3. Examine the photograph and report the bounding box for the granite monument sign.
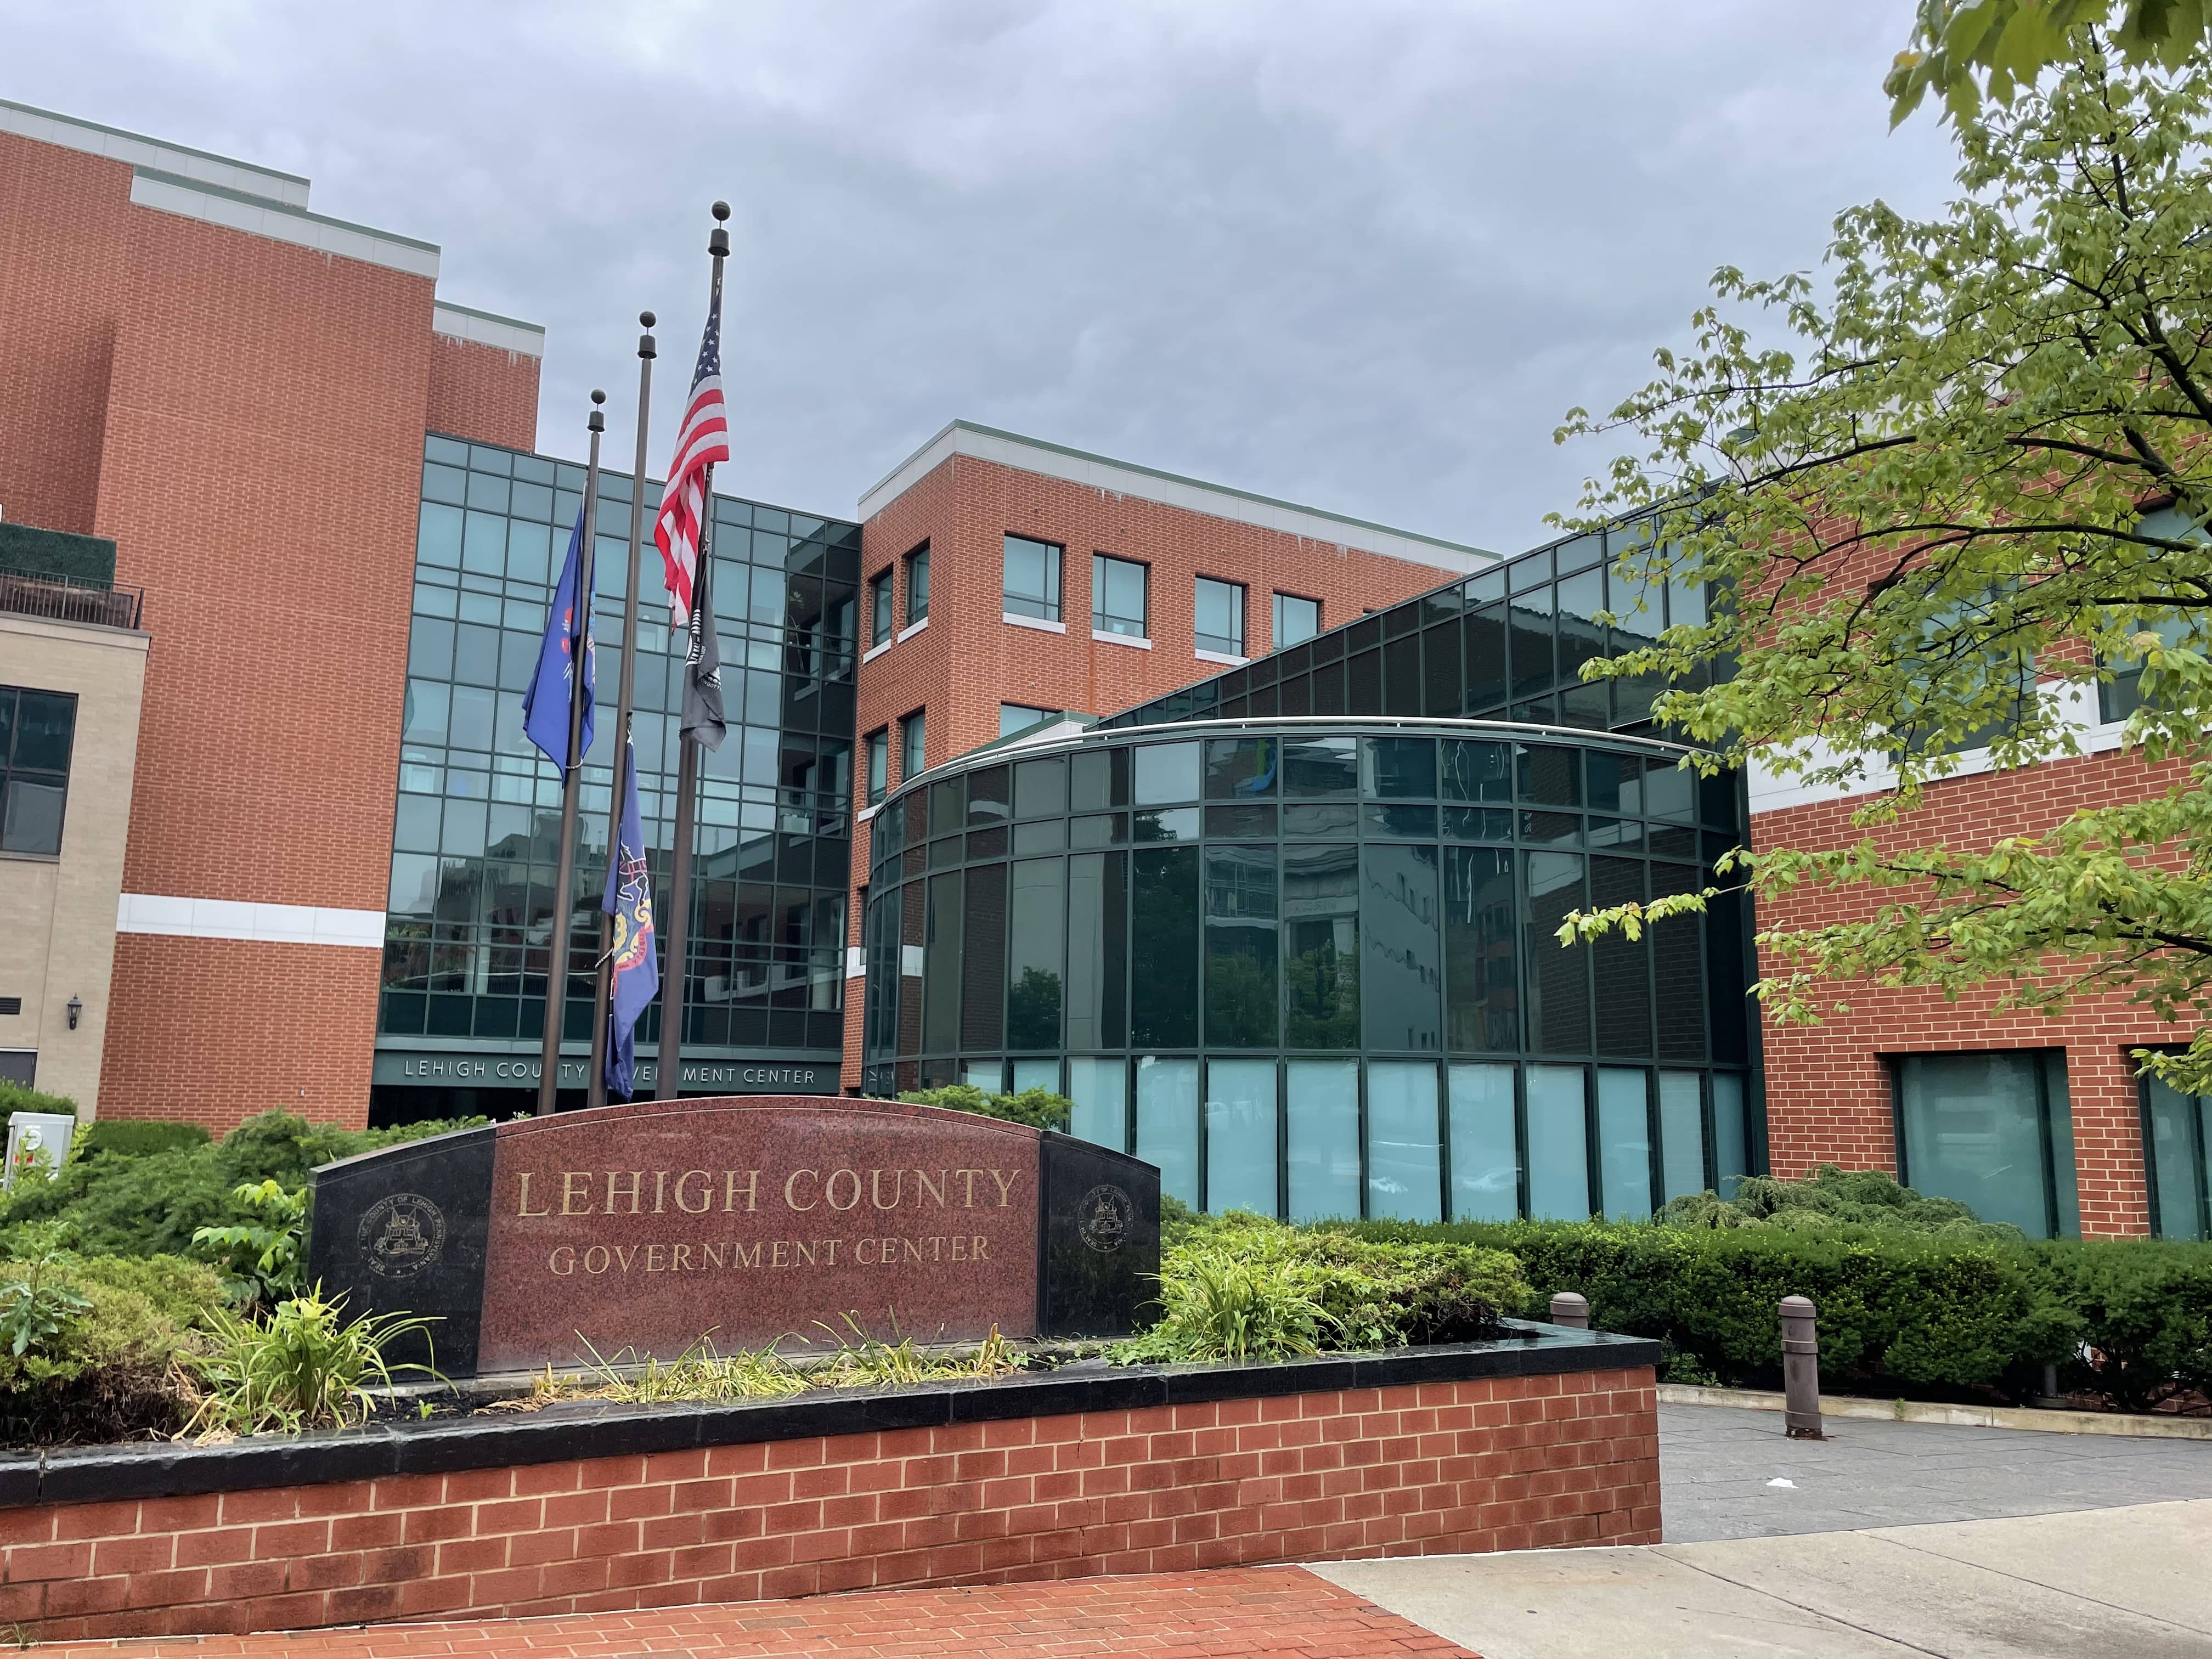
[307,1097,1161,1375]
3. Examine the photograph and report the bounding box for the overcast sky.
[8,1,1955,554]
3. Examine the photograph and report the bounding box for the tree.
[1555,33,2212,1092]
[1890,1,2212,126]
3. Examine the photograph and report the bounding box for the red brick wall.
[1751,744,2188,1235]
[0,1367,1658,1642]
[96,934,382,1130]
[841,454,1464,1085]
[0,120,548,1132]
[426,334,539,450]
[0,134,123,536]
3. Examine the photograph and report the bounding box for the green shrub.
[1658,1165,2023,1240]
[0,1080,78,1119]
[187,1288,439,1438]
[1339,1216,2212,1403]
[191,1181,308,1308]
[2021,1240,2212,1410]
[1121,1211,1530,1364]
[77,1120,211,1161]
[0,1245,217,1446]
[894,1084,1073,1133]
[0,1110,485,1260]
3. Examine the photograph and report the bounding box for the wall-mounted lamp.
[66,996,82,1031]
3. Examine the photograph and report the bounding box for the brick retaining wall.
[0,1363,1656,1641]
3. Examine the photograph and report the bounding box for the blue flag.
[601,740,658,1098]
[523,510,595,769]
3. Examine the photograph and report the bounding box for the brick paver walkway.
[28,1566,1474,1656]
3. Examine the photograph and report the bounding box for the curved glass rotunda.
[861,715,1758,1223]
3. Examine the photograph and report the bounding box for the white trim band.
[896,617,928,643]
[1095,629,1153,650]
[1003,613,1066,634]
[128,169,440,279]
[860,421,1494,574]
[432,302,546,359]
[116,894,385,948]
[1195,647,1248,667]
[0,97,310,206]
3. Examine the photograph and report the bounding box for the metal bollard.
[1780,1295,1824,1439]
[1549,1291,1590,1330]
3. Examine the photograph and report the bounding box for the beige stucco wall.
[0,611,148,1116]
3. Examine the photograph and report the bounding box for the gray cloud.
[6,0,1954,551]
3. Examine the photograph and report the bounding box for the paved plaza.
[30,1406,2212,1656]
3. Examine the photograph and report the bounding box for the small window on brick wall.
[0,686,77,857]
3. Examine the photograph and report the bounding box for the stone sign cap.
[308,1096,1161,1378]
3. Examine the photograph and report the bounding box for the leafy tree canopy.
[1890,0,2212,126]
[1555,34,2212,1092]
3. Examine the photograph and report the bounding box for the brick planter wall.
[0,1356,1656,1642]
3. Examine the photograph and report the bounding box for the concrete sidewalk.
[1318,1499,2212,1657]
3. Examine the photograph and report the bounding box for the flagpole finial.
[588,387,606,433]
[709,200,730,259]
[712,201,730,221]
[637,312,656,362]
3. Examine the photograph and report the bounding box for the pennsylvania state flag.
[523,510,595,769]
[601,740,658,1098]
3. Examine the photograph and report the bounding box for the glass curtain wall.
[381,435,857,1074]
[1098,520,1709,743]
[863,722,1754,1220]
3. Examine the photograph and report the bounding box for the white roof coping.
[860,420,1495,574]
[432,302,547,359]
[0,96,311,207]
[127,168,440,280]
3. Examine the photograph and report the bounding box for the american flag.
[652,296,730,629]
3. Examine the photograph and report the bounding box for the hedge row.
[1342,1218,2212,1409]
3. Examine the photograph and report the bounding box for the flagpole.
[654,204,730,1102]
[535,390,607,1116]
[589,311,656,1108]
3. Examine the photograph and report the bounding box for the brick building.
[3,97,2203,1239]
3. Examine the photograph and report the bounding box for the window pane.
[1202,845,1277,1048]
[1133,741,1200,804]
[1442,740,1510,803]
[2144,1077,2209,1240]
[1596,1068,1652,1219]
[964,1060,1005,1093]
[923,872,962,1054]
[1361,843,1441,1052]
[1711,1073,1751,1199]
[1003,534,1062,621]
[1001,703,1052,738]
[12,693,75,771]
[1591,857,1652,1057]
[1195,577,1245,655]
[1094,554,1148,636]
[1286,1058,1362,1221]
[961,862,1007,1052]
[1897,1052,2065,1237]
[1522,851,1590,1054]
[1274,592,1320,647]
[1066,851,1127,1050]
[1444,847,1517,1051]
[1,778,64,855]
[1283,736,1357,799]
[1526,1064,1590,1219]
[1137,1054,1200,1207]
[1204,737,1277,799]
[1069,1056,1128,1152]
[1207,1058,1278,1215]
[1658,1071,1707,1201]
[1368,1060,1441,1222]
[1449,1063,1519,1221]
[1132,846,1200,1046]
[1284,843,1359,1048]
[1007,858,1065,1049]
[906,546,929,623]
[1362,737,1436,799]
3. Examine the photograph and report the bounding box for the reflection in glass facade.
[375,434,857,1109]
[1098,522,1700,738]
[862,721,1756,1219]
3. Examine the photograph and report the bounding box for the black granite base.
[1036,1132,1161,1339]
[306,1125,494,1374]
